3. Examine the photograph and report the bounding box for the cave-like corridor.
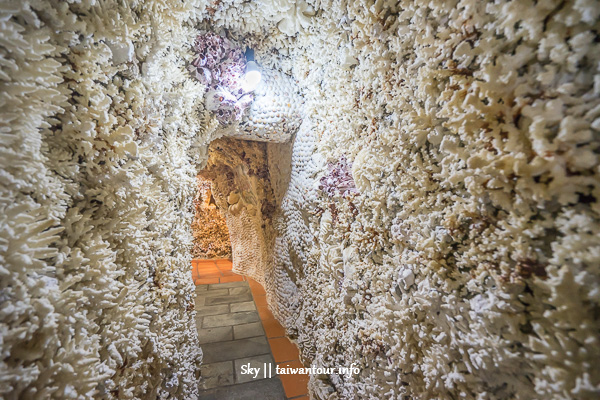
[2,1,600,399]
[190,139,306,398]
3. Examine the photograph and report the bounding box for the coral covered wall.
[2,0,600,399]
[214,0,600,399]
[191,177,231,259]
[0,1,210,398]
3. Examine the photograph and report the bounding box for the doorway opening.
[190,137,308,398]
[191,136,292,285]
[192,176,232,260]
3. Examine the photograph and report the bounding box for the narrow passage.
[194,259,309,399]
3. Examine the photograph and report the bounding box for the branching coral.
[230,1,600,399]
[3,0,600,400]
[0,1,204,398]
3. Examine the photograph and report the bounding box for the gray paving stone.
[201,289,230,297]
[234,354,276,383]
[198,326,233,344]
[204,293,253,306]
[196,304,230,317]
[208,281,248,290]
[196,289,230,307]
[198,377,285,400]
[195,277,286,399]
[203,311,260,328]
[230,301,256,313]
[201,336,270,363]
[229,286,251,295]
[233,322,264,340]
[200,361,234,390]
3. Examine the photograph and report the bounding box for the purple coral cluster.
[319,156,358,198]
[190,32,251,124]
[191,32,246,93]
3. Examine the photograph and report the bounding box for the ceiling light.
[243,61,262,92]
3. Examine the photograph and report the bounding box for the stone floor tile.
[201,288,230,297]
[198,326,233,344]
[204,292,253,306]
[233,321,264,340]
[203,311,259,328]
[208,281,248,290]
[198,377,285,400]
[229,286,251,296]
[204,310,259,328]
[201,336,270,363]
[196,304,230,317]
[230,301,256,313]
[199,361,234,390]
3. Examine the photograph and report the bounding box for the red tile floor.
[193,259,309,399]
[191,259,245,285]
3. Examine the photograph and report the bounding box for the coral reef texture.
[191,177,231,259]
[0,1,206,398]
[1,0,600,399]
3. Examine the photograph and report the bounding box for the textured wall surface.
[236,68,304,143]
[213,0,600,399]
[191,177,231,259]
[0,1,212,398]
[2,0,600,399]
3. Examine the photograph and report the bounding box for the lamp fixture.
[243,61,262,92]
[242,48,262,92]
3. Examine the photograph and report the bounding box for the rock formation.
[191,177,231,259]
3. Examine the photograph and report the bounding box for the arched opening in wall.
[191,136,293,286]
[186,32,302,287]
[187,32,307,397]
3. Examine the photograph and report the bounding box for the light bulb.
[242,61,261,92]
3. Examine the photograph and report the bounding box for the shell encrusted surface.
[236,68,303,143]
